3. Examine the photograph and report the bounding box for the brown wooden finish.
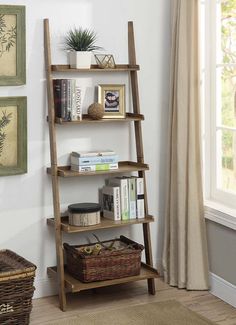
[52,113,144,124]
[47,215,155,233]
[51,64,140,72]
[45,19,156,311]
[128,21,155,294]
[44,18,67,311]
[47,263,159,293]
[47,161,149,177]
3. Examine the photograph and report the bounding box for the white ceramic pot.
[69,51,93,69]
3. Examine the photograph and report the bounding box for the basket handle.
[120,235,144,251]
[63,243,83,258]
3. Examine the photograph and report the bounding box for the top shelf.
[50,64,140,73]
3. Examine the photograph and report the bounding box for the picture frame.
[98,84,125,119]
[0,97,27,176]
[0,5,26,86]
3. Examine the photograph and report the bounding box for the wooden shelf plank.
[47,161,149,177]
[47,215,155,233]
[47,263,158,293]
[51,64,140,72]
[53,113,144,125]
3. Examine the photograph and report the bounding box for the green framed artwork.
[0,97,27,176]
[0,5,26,86]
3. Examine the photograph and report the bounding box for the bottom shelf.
[47,263,158,293]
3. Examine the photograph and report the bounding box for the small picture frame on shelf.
[0,5,26,86]
[0,97,27,176]
[98,84,125,119]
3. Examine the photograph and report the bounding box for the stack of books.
[101,176,145,221]
[70,150,119,172]
[53,78,82,121]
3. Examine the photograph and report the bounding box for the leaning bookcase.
[44,18,158,311]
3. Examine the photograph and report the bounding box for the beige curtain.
[162,0,209,290]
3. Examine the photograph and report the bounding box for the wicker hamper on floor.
[0,250,36,325]
[64,235,144,283]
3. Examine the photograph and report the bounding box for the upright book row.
[101,176,145,221]
[53,79,82,121]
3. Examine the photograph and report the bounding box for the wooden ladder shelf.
[44,18,158,311]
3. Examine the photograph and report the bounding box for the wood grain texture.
[47,263,159,293]
[52,113,144,124]
[44,19,156,311]
[46,161,149,177]
[47,215,155,233]
[30,278,236,325]
[128,21,155,294]
[44,18,66,311]
[51,64,140,72]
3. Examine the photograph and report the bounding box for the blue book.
[71,154,119,166]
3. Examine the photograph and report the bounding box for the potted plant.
[65,27,102,69]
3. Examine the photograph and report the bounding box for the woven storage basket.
[0,250,36,325]
[64,235,144,283]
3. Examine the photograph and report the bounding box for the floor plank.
[30,278,236,324]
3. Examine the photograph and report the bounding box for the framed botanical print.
[98,84,125,119]
[0,5,26,86]
[0,97,27,176]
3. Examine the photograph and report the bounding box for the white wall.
[0,0,171,298]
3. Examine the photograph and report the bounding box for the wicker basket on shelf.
[64,235,144,283]
[0,249,36,325]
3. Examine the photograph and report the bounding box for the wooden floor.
[30,278,236,325]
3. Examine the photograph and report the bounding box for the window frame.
[203,0,236,209]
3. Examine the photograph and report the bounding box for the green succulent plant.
[65,27,102,52]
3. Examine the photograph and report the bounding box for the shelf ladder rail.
[44,18,156,311]
[128,21,155,295]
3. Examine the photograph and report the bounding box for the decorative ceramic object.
[69,51,93,69]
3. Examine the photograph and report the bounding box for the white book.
[71,150,116,158]
[70,79,76,121]
[69,79,82,121]
[108,177,129,220]
[76,82,82,120]
[70,154,118,166]
[102,185,121,221]
[136,177,145,219]
[123,177,136,219]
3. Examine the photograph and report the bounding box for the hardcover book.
[61,79,67,120]
[108,177,129,220]
[71,150,116,158]
[53,78,82,121]
[75,83,82,120]
[132,176,145,218]
[102,185,121,221]
[71,154,119,166]
[53,79,62,118]
[126,177,137,219]
[71,163,118,172]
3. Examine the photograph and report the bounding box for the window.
[202,0,236,208]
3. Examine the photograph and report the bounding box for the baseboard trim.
[33,277,57,299]
[209,272,236,308]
